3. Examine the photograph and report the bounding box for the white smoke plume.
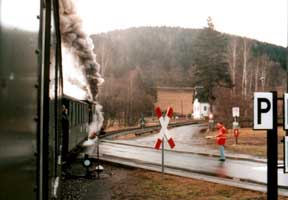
[59,0,104,101]
[88,104,104,138]
[83,104,104,147]
[59,0,105,145]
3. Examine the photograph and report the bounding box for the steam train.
[0,0,97,199]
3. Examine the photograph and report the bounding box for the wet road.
[92,124,288,192]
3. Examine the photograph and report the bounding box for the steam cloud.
[89,104,104,136]
[83,104,104,146]
[59,0,105,144]
[59,0,104,101]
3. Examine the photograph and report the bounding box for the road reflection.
[215,161,227,178]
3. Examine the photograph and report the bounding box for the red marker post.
[234,128,240,144]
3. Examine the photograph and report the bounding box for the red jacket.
[216,124,226,145]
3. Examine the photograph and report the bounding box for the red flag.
[168,138,175,149]
[154,138,162,150]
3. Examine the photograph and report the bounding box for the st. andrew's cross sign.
[154,106,175,150]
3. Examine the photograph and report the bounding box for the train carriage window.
[79,103,81,124]
[84,105,86,123]
[81,104,84,123]
[75,103,77,125]
[69,102,73,126]
[77,103,81,124]
[80,103,82,124]
[84,104,86,122]
[86,105,89,123]
[86,105,88,122]
[77,103,79,125]
[83,104,85,123]
[80,104,82,123]
[70,102,72,126]
[77,103,79,126]
[75,103,77,126]
[73,102,76,126]
[78,103,80,125]
[82,105,85,123]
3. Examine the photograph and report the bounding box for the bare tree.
[240,38,255,100]
[260,57,267,91]
[254,59,259,91]
[228,37,237,95]
[241,38,248,99]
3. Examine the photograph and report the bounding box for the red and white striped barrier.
[154,106,175,150]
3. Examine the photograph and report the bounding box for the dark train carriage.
[62,95,91,153]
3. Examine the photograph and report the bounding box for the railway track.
[100,120,203,139]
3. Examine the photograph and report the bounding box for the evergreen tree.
[192,17,232,109]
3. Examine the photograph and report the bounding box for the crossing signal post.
[154,106,175,174]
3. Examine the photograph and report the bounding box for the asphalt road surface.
[89,124,288,194]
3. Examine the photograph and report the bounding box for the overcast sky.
[75,0,287,47]
[1,0,286,47]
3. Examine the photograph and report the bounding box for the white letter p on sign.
[254,92,273,130]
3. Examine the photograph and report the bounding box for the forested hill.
[91,26,286,87]
[92,26,286,123]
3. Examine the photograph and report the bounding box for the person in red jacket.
[216,122,226,161]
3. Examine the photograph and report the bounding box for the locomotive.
[0,0,102,199]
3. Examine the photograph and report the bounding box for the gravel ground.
[61,177,91,200]
[60,159,126,200]
[60,159,94,200]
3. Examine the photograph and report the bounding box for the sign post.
[254,92,278,200]
[283,94,288,173]
[284,136,288,173]
[232,107,240,144]
[284,94,288,130]
[154,106,175,174]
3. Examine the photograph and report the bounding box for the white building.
[192,98,210,119]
